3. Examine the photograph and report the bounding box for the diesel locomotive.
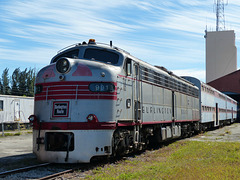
[29,39,237,163]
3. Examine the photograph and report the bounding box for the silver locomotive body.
[32,39,236,163]
[32,40,122,163]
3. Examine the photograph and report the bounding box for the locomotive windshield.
[84,48,119,64]
[52,49,79,63]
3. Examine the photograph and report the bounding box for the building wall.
[0,95,34,123]
[208,70,240,94]
[205,30,237,83]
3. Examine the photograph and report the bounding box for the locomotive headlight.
[100,72,105,77]
[87,114,99,123]
[28,115,38,123]
[89,82,115,92]
[56,58,71,74]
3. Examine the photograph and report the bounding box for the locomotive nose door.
[133,62,142,148]
[133,63,142,122]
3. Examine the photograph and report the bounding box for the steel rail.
[38,169,74,180]
[0,163,51,177]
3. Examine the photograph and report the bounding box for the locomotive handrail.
[57,41,131,55]
[46,87,49,102]
[57,43,81,54]
[37,83,115,102]
[75,85,79,100]
[95,42,131,55]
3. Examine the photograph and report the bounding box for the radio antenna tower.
[214,0,228,31]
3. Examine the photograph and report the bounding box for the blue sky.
[1,0,240,82]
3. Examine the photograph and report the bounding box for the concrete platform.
[0,133,38,172]
[0,133,33,158]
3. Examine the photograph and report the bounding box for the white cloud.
[1,0,143,50]
[228,0,240,6]
[0,47,55,65]
[0,38,11,43]
[0,0,239,78]
[178,0,206,6]
[172,69,206,82]
[152,8,214,35]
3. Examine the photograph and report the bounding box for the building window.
[0,100,3,111]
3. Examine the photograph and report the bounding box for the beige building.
[205,30,237,83]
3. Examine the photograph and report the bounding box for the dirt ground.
[190,122,240,142]
[0,123,240,173]
[1,123,240,159]
[0,133,33,158]
[0,133,37,172]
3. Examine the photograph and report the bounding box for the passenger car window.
[84,48,119,64]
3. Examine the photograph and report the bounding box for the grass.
[4,132,21,136]
[85,141,240,179]
[0,130,32,137]
[225,130,232,134]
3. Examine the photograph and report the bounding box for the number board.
[52,101,69,117]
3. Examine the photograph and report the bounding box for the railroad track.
[0,163,76,179]
[39,168,74,180]
[0,163,50,177]
[0,155,125,179]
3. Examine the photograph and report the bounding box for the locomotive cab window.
[0,100,3,111]
[125,58,132,76]
[52,49,79,63]
[84,48,119,64]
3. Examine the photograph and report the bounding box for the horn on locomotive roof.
[110,40,112,47]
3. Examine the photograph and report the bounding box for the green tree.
[0,79,3,94]
[2,68,10,95]
[11,68,20,96]
[1,67,36,97]
[18,68,28,96]
[26,68,36,96]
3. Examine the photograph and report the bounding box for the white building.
[205,30,237,83]
[0,95,34,123]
